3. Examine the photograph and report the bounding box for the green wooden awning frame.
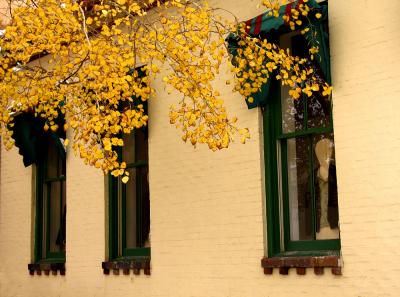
[11,112,66,167]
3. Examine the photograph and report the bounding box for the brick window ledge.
[28,263,65,276]
[102,259,150,275]
[261,255,341,275]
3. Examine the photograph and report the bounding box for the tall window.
[34,137,66,263]
[108,126,150,260]
[263,28,340,258]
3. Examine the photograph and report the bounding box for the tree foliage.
[0,0,331,180]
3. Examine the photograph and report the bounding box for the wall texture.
[1,0,400,296]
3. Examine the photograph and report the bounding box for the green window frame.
[264,28,340,258]
[108,124,150,261]
[34,137,66,263]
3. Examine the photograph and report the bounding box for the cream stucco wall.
[1,0,400,296]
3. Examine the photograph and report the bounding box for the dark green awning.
[11,112,66,167]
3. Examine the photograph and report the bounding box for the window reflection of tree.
[308,94,331,128]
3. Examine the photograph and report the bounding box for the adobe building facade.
[0,0,400,296]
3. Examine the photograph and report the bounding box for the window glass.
[135,128,148,162]
[122,133,135,165]
[46,141,63,178]
[281,91,305,134]
[125,167,137,248]
[287,137,312,241]
[137,166,150,247]
[313,133,339,240]
[307,95,331,129]
[49,181,62,252]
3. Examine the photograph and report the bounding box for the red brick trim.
[102,259,150,275]
[261,256,341,275]
[28,263,65,276]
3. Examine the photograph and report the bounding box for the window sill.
[28,262,65,276]
[261,255,341,275]
[102,258,150,275]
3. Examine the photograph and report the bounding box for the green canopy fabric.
[227,0,330,109]
[11,112,66,167]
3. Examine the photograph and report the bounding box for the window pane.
[42,184,48,257]
[286,137,313,241]
[135,128,148,162]
[313,133,340,240]
[280,32,305,134]
[281,90,304,134]
[124,166,150,249]
[138,166,150,247]
[122,129,148,164]
[125,167,137,248]
[117,179,123,256]
[291,34,308,58]
[49,181,66,252]
[307,95,331,129]
[40,142,66,259]
[60,180,66,249]
[46,142,63,178]
[122,133,135,164]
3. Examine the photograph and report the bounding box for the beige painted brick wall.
[1,0,400,296]
[329,0,400,295]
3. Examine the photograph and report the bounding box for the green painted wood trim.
[34,151,66,263]
[108,131,150,261]
[263,52,341,257]
[286,239,341,251]
[44,176,66,183]
[273,249,340,258]
[46,251,65,259]
[126,160,148,168]
[36,258,66,264]
[263,80,282,258]
[123,247,150,257]
[277,126,332,139]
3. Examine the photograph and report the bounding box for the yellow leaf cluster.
[231,26,327,104]
[0,0,330,178]
[231,0,332,106]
